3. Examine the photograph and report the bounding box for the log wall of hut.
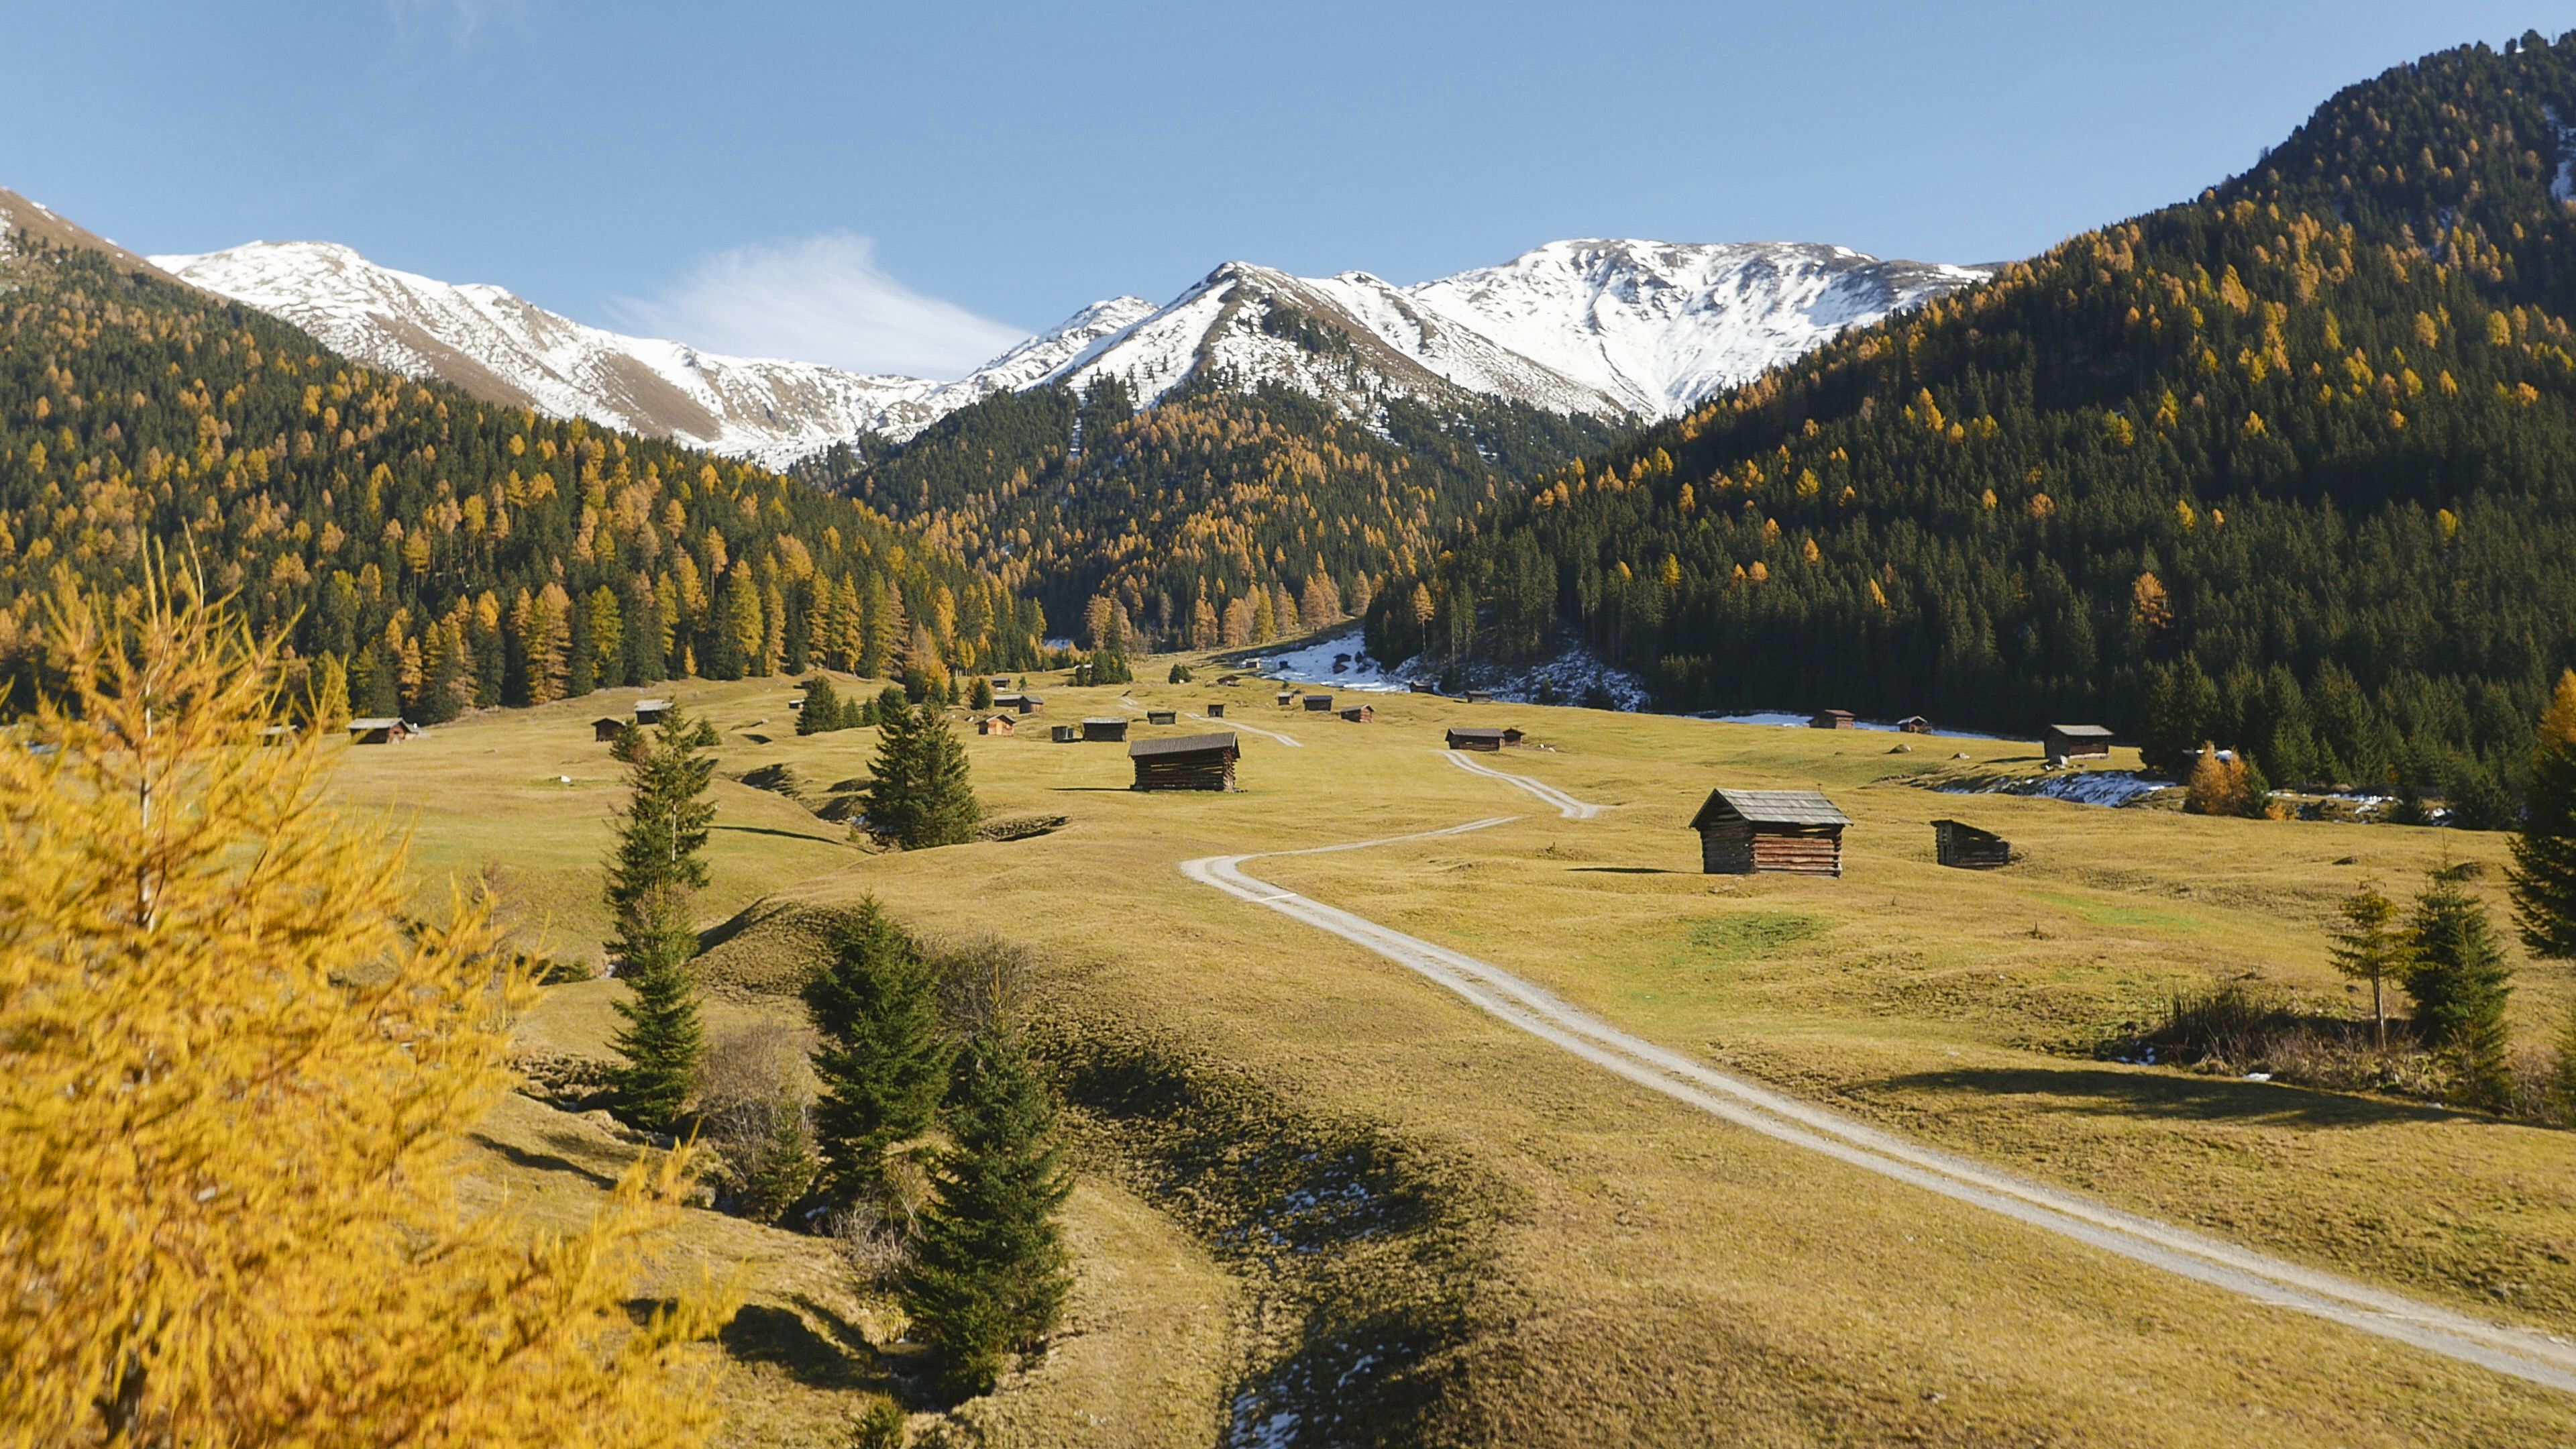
[1933,820,2012,869]
[1131,750,1238,792]
[1697,820,1843,877]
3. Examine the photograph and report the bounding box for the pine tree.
[900,1030,1073,1402]
[806,900,953,1203]
[2328,879,2402,1049]
[2510,669,2576,959]
[737,1091,820,1224]
[970,675,995,710]
[2406,873,2516,1109]
[606,707,720,933]
[609,886,706,1132]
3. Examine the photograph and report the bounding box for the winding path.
[1189,711,1301,747]
[1178,768,2576,1395]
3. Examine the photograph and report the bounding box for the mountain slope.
[0,229,1040,724]
[1372,32,2576,814]
[160,237,1989,464]
[150,241,955,466]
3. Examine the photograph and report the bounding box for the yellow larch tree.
[0,568,727,1448]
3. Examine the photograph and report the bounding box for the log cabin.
[1340,704,1373,722]
[1206,702,1227,718]
[1688,788,1850,877]
[1446,727,1505,752]
[977,714,1016,737]
[1129,732,1240,792]
[1051,724,1080,743]
[2043,724,2114,763]
[348,717,409,746]
[1811,709,1856,729]
[633,698,672,726]
[1146,709,1179,725]
[1303,694,1335,712]
[1081,717,1130,743]
[1896,716,1932,734]
[1933,819,2012,869]
[592,716,629,743]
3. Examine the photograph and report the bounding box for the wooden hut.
[1081,717,1130,743]
[1464,690,1496,704]
[1501,727,1526,746]
[1216,674,1243,686]
[348,717,407,746]
[1896,716,1932,735]
[1933,819,2012,869]
[633,698,672,726]
[1146,708,1178,725]
[1340,704,1373,722]
[258,724,297,748]
[1129,732,1240,792]
[1446,726,1505,752]
[1811,709,1856,730]
[1303,694,1335,712]
[976,714,1016,737]
[995,692,1044,714]
[1688,789,1849,877]
[1051,724,1079,743]
[1408,682,1438,694]
[592,716,629,743]
[2043,724,2114,763]
[1275,690,1297,706]
[1206,702,1227,718]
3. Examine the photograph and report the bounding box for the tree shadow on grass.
[467,1132,622,1190]
[1567,866,1683,875]
[710,822,845,845]
[1869,1065,2471,1131]
[716,1301,879,1391]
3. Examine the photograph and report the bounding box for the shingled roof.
[1128,732,1238,758]
[1688,788,1851,830]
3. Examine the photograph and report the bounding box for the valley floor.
[334,665,2576,1445]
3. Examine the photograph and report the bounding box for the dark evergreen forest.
[798,352,1617,649]
[1368,32,2576,820]
[0,243,1042,719]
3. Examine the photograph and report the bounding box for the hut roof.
[1448,726,1506,741]
[1931,818,2005,840]
[1081,716,1127,727]
[1129,732,1238,759]
[591,716,626,728]
[1688,788,1850,830]
[348,716,404,731]
[2047,723,2114,738]
[634,698,672,710]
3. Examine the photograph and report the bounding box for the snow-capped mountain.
[150,241,953,466]
[152,233,1992,463]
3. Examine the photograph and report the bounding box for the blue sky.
[6,1,2565,376]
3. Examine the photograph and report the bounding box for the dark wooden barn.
[1464,690,1496,703]
[348,717,409,746]
[1933,819,2012,869]
[1409,682,1438,694]
[1275,690,1297,706]
[1811,709,1856,729]
[1082,717,1130,743]
[1051,724,1079,743]
[259,724,297,747]
[2043,724,2114,763]
[1688,788,1850,877]
[1206,702,1227,718]
[1447,726,1505,752]
[1501,727,1526,746]
[1896,716,1932,734]
[633,698,672,727]
[1130,732,1240,792]
[1146,708,1178,725]
[1303,694,1335,712]
[977,714,1016,737]
[996,692,1044,714]
[1340,704,1373,722]
[592,716,629,743]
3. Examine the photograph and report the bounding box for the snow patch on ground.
[1250,628,1649,710]
[1701,710,2010,740]
[1940,769,2175,808]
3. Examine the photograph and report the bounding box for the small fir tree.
[2510,669,2576,959]
[2406,873,2516,1109]
[610,887,705,1132]
[605,706,719,930]
[861,705,981,849]
[2328,879,2403,1049]
[807,900,955,1203]
[736,1091,820,1224]
[1167,663,1193,684]
[969,676,995,710]
[901,1031,1073,1402]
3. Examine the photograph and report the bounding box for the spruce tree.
[608,887,704,1133]
[737,1091,820,1224]
[900,1030,1073,1401]
[799,676,845,735]
[2328,879,2402,1050]
[806,900,953,1203]
[2510,669,2576,959]
[969,676,995,710]
[2406,873,2516,1109]
[604,707,718,930]
[906,709,982,848]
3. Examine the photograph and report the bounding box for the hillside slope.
[0,234,1040,721]
[1374,32,2576,812]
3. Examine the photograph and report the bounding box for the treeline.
[1371,31,2576,812]
[0,241,1046,721]
[799,357,1617,651]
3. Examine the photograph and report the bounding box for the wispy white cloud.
[386,0,535,44]
[611,233,1028,380]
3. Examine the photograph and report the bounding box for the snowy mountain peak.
[152,229,1993,464]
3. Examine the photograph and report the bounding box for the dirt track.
[1178,756,2576,1395]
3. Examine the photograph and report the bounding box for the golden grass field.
[331,661,2576,1445]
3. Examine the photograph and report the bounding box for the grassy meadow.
[330,662,2576,1445]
